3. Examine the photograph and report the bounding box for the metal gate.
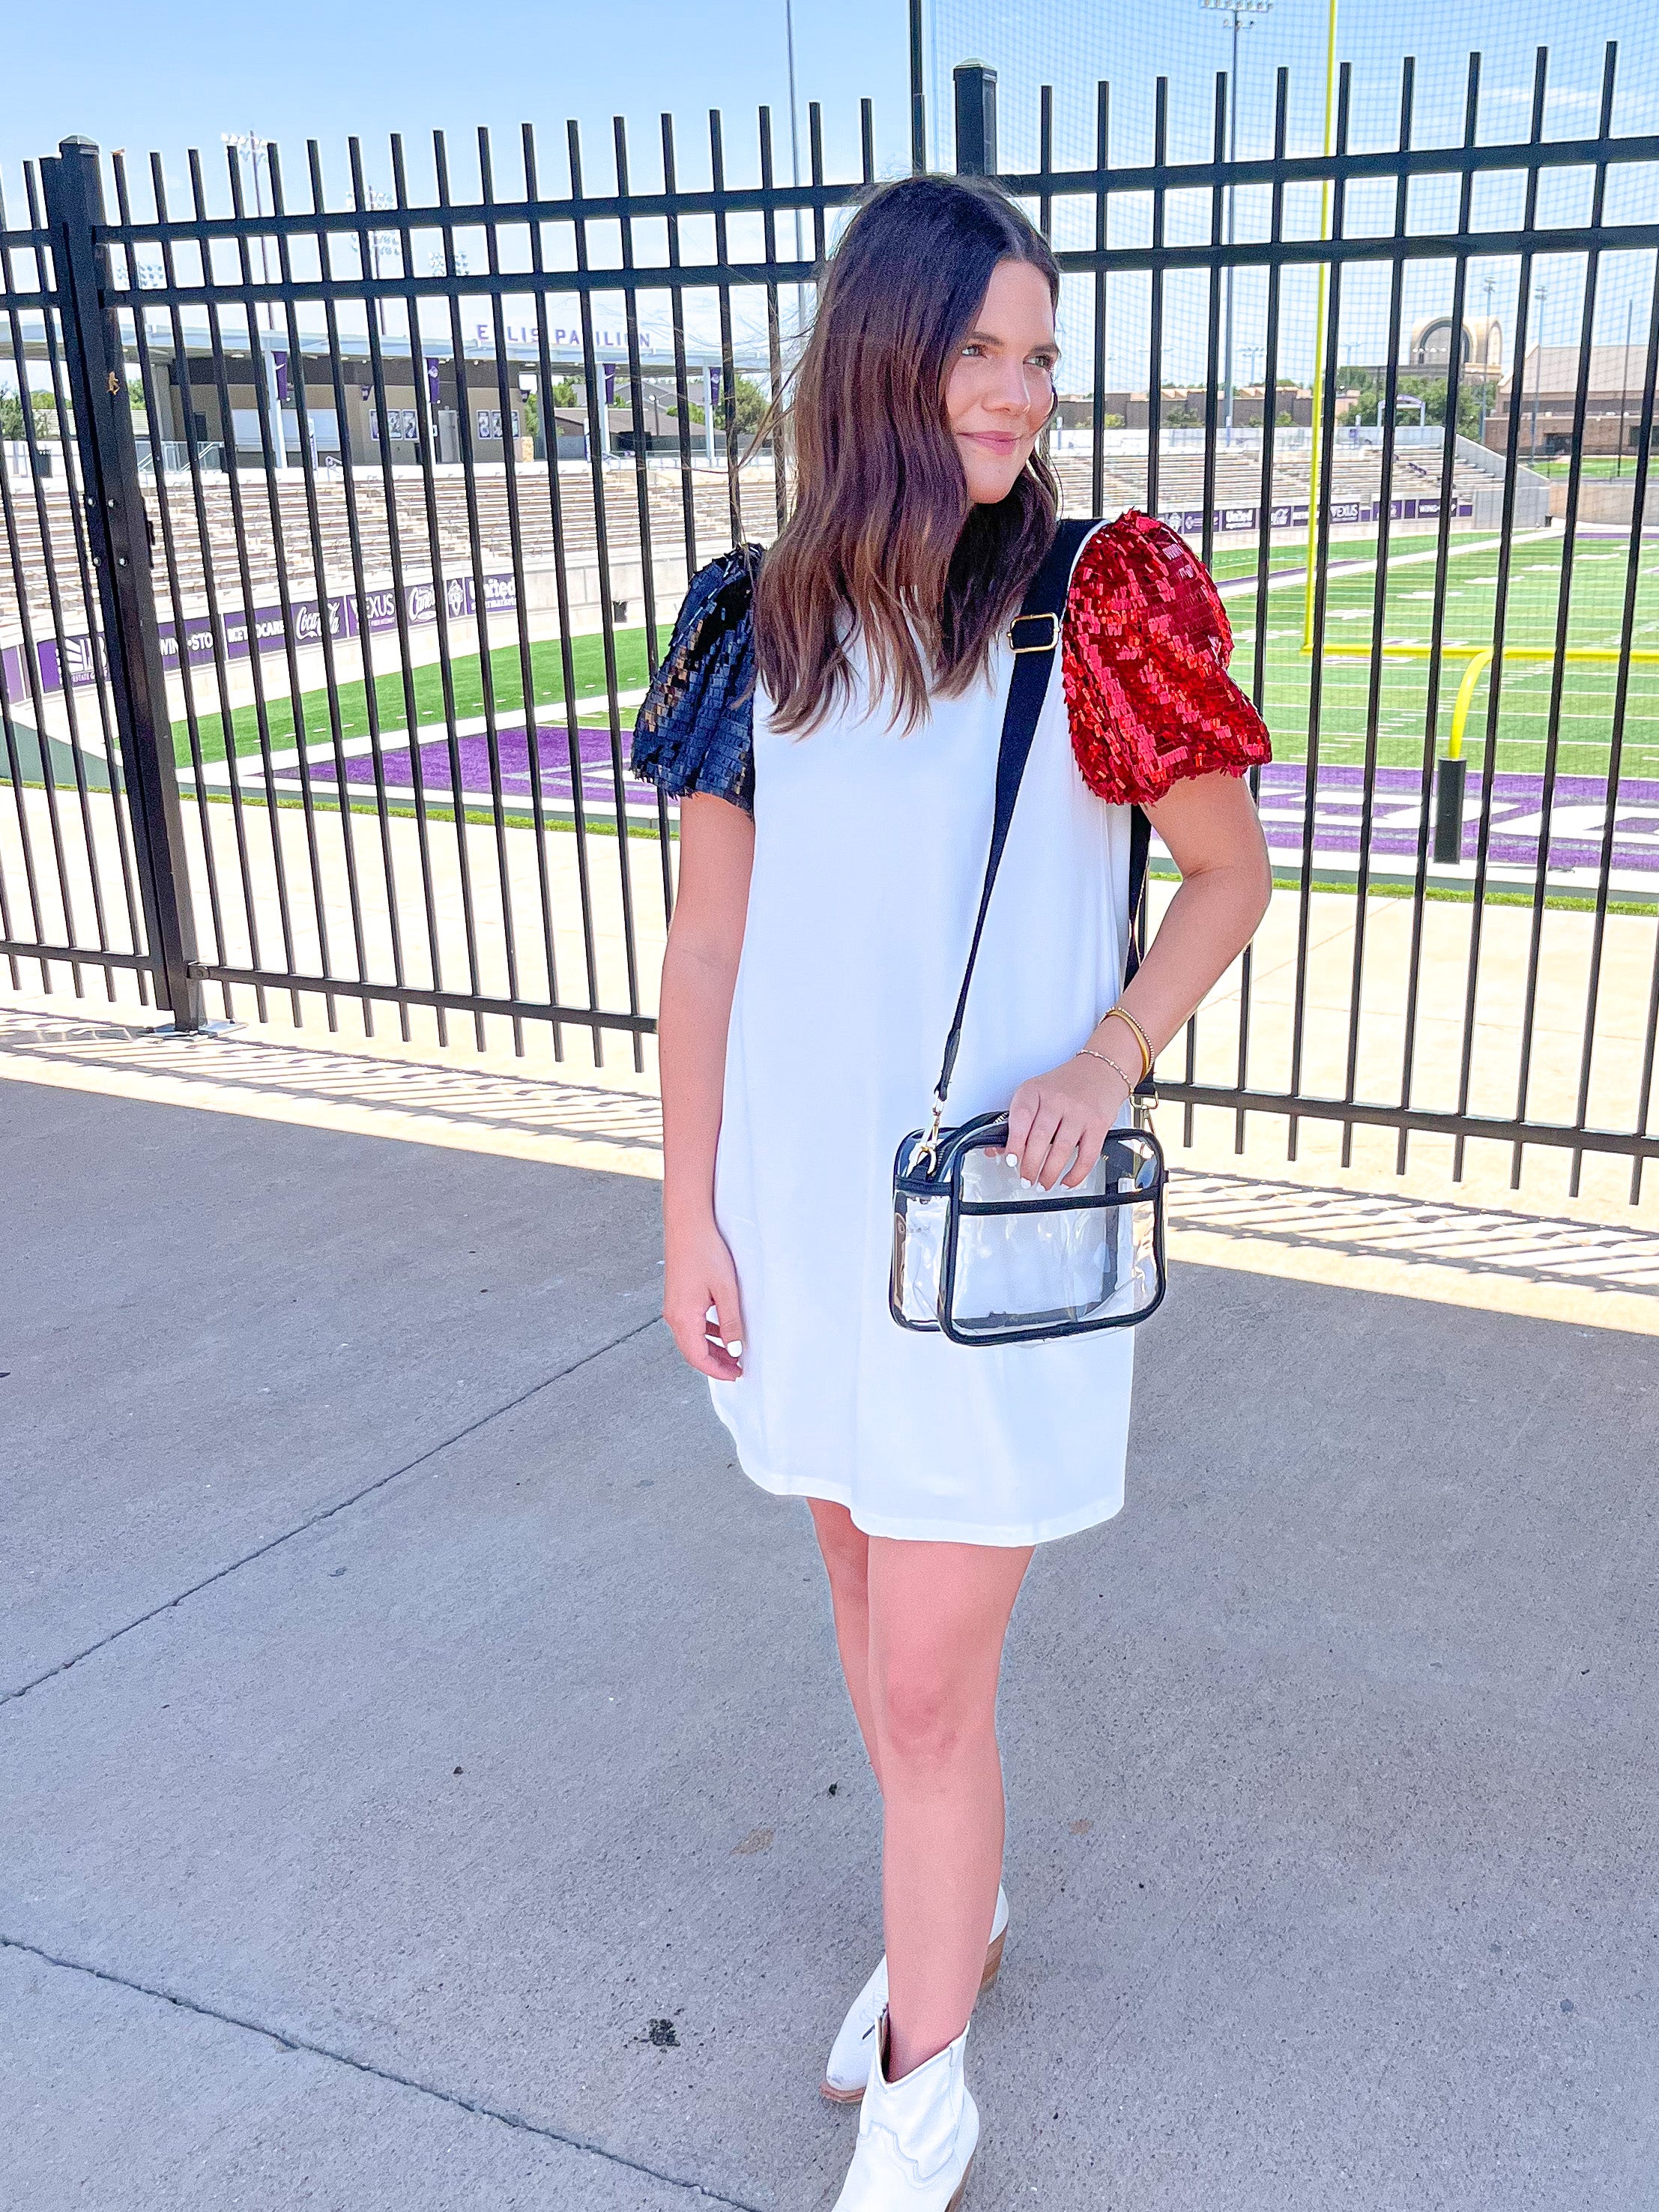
[2,46,1658,1191]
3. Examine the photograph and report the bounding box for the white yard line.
[1215,528,1556,601]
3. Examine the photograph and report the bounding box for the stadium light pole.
[1478,273,1495,447]
[785,0,806,343]
[1302,0,1339,653]
[1617,296,1633,478]
[1529,284,1548,465]
[1200,0,1272,447]
[225,131,284,468]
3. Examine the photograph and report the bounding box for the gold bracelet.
[1078,1045,1134,1090]
[1101,1004,1154,1084]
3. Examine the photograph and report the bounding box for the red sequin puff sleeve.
[1062,509,1272,806]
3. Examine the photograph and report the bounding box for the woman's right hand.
[663,1213,746,1380]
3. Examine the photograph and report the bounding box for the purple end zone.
[1254,763,1659,872]
[279,722,659,812]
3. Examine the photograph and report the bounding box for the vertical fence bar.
[1337,57,1415,1167]
[268,142,378,1034]
[1146,80,1167,522]
[1232,64,1290,1155]
[0,188,94,997]
[478,124,566,1045]
[42,136,202,1026]
[113,153,233,1018]
[524,121,604,1059]
[0,181,53,987]
[1452,49,1552,1181]
[390,130,490,1048]
[1090,82,1110,523]
[186,147,304,1021]
[347,133,452,1046]
[1285,65,1352,1159]
[145,152,270,1022]
[1572,242,1659,1197]
[22,162,148,1000]
[1393,53,1481,1173]
[432,127,526,1054]
[226,141,341,1030]
[1510,42,1619,1186]
[569,115,645,1069]
[305,136,414,1040]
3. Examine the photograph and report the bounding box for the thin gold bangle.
[1078,1046,1134,1090]
[1102,1005,1154,1084]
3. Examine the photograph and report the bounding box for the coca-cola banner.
[0,570,519,702]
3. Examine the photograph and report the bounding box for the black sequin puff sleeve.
[629,545,761,815]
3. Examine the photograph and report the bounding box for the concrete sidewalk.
[3,1071,1656,2211]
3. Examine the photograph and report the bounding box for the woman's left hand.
[1002,1053,1130,1191]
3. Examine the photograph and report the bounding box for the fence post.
[41,135,202,1030]
[953,62,998,176]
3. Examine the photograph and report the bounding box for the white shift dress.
[632,509,1271,1548]
[710,626,1136,1547]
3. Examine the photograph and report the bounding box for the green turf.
[175,622,668,768]
[1206,532,1448,583]
[1233,531,1659,778]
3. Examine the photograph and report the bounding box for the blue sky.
[0,0,912,208]
[4,3,1653,388]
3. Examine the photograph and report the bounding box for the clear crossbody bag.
[889,519,1168,1347]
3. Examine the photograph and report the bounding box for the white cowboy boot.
[822,1888,1008,2104]
[832,2012,978,2211]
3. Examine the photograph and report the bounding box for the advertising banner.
[1,571,520,702]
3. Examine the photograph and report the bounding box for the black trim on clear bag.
[889,1115,1168,1343]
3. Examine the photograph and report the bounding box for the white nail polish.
[727,1339,743,1356]
[1006,1152,1019,1168]
[1021,1177,1033,1189]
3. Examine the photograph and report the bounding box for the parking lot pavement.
[3,1072,1656,2211]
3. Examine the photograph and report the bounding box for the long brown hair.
[754,173,1060,735]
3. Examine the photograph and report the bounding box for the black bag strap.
[1125,803,1152,991]
[922,518,1095,1149]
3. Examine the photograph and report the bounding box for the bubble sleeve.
[629,545,759,815]
[1062,509,1272,807]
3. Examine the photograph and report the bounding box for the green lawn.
[175,622,668,768]
[1528,456,1643,480]
[1233,531,1659,778]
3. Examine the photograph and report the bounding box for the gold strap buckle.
[1007,611,1060,655]
[914,1093,946,1176]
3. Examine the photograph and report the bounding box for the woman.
[632,174,1272,2208]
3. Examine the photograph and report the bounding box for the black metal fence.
[3,43,1658,1194]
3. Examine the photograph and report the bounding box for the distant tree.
[1164,401,1200,427]
[1338,368,1481,438]
[0,385,58,440]
[676,373,768,437]
[1102,411,1125,429]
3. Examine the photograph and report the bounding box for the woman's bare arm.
[657,794,756,1377]
[1006,771,1272,1188]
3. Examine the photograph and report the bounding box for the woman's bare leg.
[808,1499,884,1790]
[865,1535,1033,2081]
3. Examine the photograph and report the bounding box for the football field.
[1229,528,1659,781]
